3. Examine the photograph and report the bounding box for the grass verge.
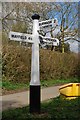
[41,78,79,87]
[2,78,79,90]
[2,96,80,120]
[2,81,29,90]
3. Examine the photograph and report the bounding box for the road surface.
[1,86,60,111]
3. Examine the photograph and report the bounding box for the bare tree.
[47,2,79,53]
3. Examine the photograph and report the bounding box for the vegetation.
[2,78,78,92]
[2,80,29,91]
[2,43,79,84]
[2,96,80,120]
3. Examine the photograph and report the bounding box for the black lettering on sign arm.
[11,34,15,38]
[17,35,20,38]
[25,36,27,39]
[15,35,17,38]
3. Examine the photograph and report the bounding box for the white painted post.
[30,14,40,113]
[9,14,60,114]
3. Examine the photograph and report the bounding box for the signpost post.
[9,14,59,114]
[30,14,40,113]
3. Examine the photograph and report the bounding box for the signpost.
[9,14,59,114]
[30,14,40,113]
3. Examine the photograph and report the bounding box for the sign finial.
[32,14,40,20]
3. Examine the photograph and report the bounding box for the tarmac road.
[1,86,60,111]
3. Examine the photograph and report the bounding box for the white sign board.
[9,31,33,44]
[39,18,59,38]
[39,35,59,46]
[39,19,52,28]
[39,18,58,28]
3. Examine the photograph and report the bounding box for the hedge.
[2,44,79,83]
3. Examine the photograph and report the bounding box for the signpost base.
[30,85,41,114]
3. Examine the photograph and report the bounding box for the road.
[1,86,60,111]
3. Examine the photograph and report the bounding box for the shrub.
[2,43,79,83]
[2,44,31,83]
[40,50,79,80]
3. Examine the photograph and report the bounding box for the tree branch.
[64,37,80,42]
[2,4,19,21]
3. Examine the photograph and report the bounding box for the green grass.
[2,78,79,91]
[41,78,79,87]
[2,81,29,90]
[2,96,80,120]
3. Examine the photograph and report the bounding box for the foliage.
[2,44,31,83]
[2,97,80,120]
[40,49,79,80]
[2,78,79,92]
[2,80,29,91]
[2,42,79,83]
[12,22,28,33]
[41,78,79,87]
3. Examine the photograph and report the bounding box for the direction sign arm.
[9,31,34,44]
[39,34,59,46]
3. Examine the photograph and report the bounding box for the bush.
[2,43,79,83]
[40,50,79,80]
[2,44,31,83]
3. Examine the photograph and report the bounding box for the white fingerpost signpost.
[9,14,59,114]
[30,14,40,113]
[9,14,41,114]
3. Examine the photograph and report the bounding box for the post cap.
[32,14,40,20]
